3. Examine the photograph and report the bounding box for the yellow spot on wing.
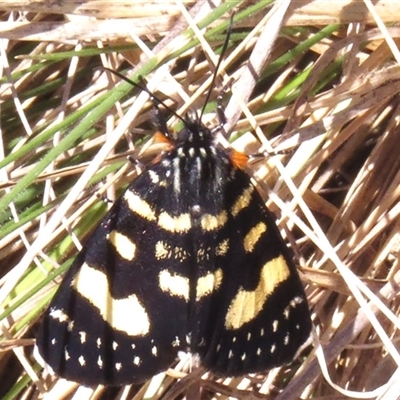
[159,269,223,301]
[231,186,254,217]
[196,269,223,300]
[124,191,156,221]
[155,241,189,261]
[243,222,267,252]
[108,230,137,261]
[224,255,290,330]
[216,239,229,256]
[200,211,228,231]
[159,270,189,300]
[196,246,211,262]
[73,263,150,336]
[155,241,169,259]
[158,212,191,232]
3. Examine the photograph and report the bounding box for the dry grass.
[1,0,400,399]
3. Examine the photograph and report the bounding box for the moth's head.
[151,109,214,159]
[175,111,213,146]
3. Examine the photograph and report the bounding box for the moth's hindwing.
[37,123,311,386]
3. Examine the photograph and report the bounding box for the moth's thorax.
[160,123,232,211]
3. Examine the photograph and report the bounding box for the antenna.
[103,15,234,133]
[199,14,234,122]
[102,68,187,128]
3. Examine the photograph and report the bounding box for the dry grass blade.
[1,0,400,399]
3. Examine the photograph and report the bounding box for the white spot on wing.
[78,355,86,366]
[79,331,86,344]
[152,346,158,356]
[67,321,74,331]
[133,356,141,366]
[148,170,159,184]
[284,333,290,345]
[49,308,69,323]
[291,296,304,308]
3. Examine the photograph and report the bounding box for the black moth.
[36,29,311,387]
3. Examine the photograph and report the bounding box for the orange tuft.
[153,131,172,145]
[229,149,249,169]
[153,131,176,153]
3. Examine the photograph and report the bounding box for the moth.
[37,26,311,387]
